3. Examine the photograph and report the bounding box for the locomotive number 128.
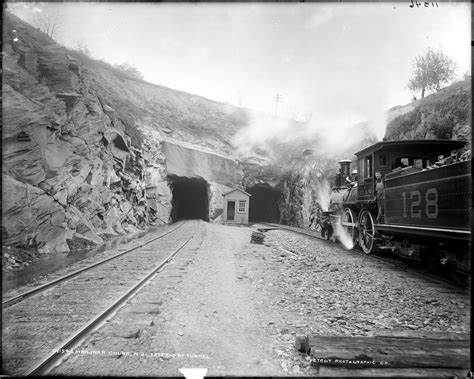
[401,188,438,218]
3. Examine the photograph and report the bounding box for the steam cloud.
[315,178,331,212]
[315,178,355,250]
[333,222,355,250]
[232,108,384,163]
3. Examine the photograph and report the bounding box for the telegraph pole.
[273,93,283,115]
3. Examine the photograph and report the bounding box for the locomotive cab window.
[358,156,373,181]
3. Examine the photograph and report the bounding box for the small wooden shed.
[222,188,251,225]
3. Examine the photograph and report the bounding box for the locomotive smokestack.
[339,159,351,180]
[334,159,352,187]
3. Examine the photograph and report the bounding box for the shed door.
[227,201,235,220]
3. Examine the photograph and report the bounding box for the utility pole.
[273,93,283,115]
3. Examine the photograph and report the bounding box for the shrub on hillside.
[113,63,145,81]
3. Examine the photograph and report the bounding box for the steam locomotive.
[320,139,471,285]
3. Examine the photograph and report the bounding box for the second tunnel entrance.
[168,175,209,222]
[246,184,281,223]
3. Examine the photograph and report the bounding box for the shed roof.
[222,188,252,197]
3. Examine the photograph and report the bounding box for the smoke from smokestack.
[232,109,380,163]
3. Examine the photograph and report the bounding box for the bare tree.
[33,13,61,39]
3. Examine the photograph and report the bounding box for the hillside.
[385,78,471,143]
[65,50,251,154]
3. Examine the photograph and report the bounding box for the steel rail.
[258,222,469,291]
[2,222,186,309]
[24,234,194,376]
[259,223,325,241]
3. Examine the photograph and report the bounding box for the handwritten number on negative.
[409,0,439,8]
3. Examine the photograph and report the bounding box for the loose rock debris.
[249,227,470,375]
[250,231,265,244]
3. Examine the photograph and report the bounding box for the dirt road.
[51,222,285,376]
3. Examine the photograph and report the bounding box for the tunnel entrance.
[246,184,281,223]
[168,175,209,222]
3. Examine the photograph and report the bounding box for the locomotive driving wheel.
[418,249,438,273]
[358,209,375,254]
[342,208,356,246]
[450,270,470,287]
[448,259,470,287]
[320,225,328,240]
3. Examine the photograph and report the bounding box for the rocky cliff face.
[3,14,150,254]
[2,13,247,255]
[276,145,365,229]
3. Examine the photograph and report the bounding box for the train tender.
[322,139,471,285]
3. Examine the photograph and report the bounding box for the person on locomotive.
[375,170,384,223]
[460,148,471,161]
[345,169,358,187]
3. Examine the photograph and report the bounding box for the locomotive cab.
[355,139,468,204]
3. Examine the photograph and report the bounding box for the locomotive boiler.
[321,139,471,285]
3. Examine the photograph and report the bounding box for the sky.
[6,2,471,142]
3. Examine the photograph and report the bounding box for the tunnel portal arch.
[246,184,281,223]
[168,175,209,222]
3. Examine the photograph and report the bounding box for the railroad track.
[257,223,469,292]
[2,221,186,309]
[2,220,199,376]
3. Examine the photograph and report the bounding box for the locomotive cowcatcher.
[323,139,471,285]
